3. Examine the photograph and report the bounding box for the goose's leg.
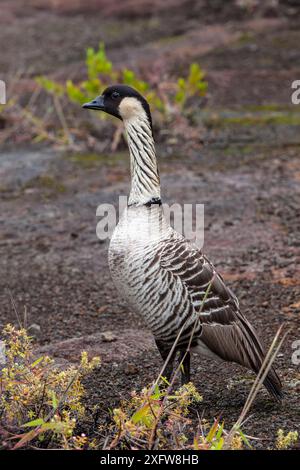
[155,340,175,383]
[179,350,191,385]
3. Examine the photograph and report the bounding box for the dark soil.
[0,0,299,449]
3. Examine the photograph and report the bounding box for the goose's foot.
[155,341,191,388]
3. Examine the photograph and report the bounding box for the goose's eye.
[111,91,120,100]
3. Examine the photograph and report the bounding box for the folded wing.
[159,236,282,400]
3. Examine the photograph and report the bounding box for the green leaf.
[212,437,224,450]
[66,80,87,104]
[86,42,112,81]
[36,76,64,96]
[207,420,219,443]
[52,391,58,410]
[131,404,151,424]
[215,421,224,441]
[160,375,170,386]
[31,356,44,368]
[151,383,161,400]
[23,418,45,428]
[237,428,252,449]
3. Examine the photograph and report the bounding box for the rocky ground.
[0,0,299,449]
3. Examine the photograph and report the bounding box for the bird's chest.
[108,205,196,341]
[108,206,165,306]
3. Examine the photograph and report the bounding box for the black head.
[82,84,152,129]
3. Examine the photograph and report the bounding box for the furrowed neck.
[124,116,161,207]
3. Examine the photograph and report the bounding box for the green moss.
[227,114,300,126]
[23,175,66,193]
[236,32,255,45]
[243,104,300,113]
[271,34,300,49]
[66,152,127,168]
[205,111,300,128]
[155,33,185,46]
[222,144,255,156]
[206,142,300,172]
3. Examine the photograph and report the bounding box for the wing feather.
[158,235,282,399]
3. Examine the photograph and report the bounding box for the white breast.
[108,205,173,331]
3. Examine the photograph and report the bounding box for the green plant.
[61,43,207,114]
[107,380,253,450]
[0,322,291,450]
[33,43,207,149]
[276,429,298,450]
[35,76,73,145]
[108,382,203,449]
[0,324,100,449]
[106,295,288,451]
[175,63,208,109]
[36,43,164,116]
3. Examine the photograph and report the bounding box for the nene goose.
[83,85,282,400]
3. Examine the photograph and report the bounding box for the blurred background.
[1,0,300,151]
[0,0,299,448]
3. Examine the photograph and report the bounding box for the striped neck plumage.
[124,114,161,207]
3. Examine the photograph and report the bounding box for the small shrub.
[38,43,165,118]
[108,379,260,451]
[34,43,207,149]
[106,380,249,450]
[0,324,100,449]
[276,429,298,450]
[40,42,208,115]
[175,63,208,109]
[0,44,208,150]
[0,323,289,451]
[107,381,203,449]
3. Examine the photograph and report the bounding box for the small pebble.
[124,364,138,375]
[100,331,117,342]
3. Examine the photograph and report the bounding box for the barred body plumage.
[83,85,282,400]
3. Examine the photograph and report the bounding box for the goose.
[83,85,282,400]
